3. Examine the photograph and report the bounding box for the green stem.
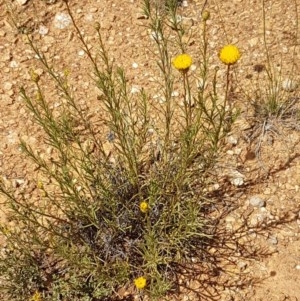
[224,64,231,109]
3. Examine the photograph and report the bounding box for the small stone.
[182,0,188,7]
[38,25,49,35]
[9,60,18,68]
[0,30,6,37]
[78,50,85,56]
[89,7,98,13]
[249,195,265,208]
[230,177,244,186]
[229,170,245,186]
[136,13,148,20]
[227,135,238,145]
[282,78,298,92]
[3,82,13,91]
[130,85,141,94]
[248,37,258,47]
[234,148,242,155]
[16,0,29,5]
[132,62,138,69]
[295,264,300,270]
[13,178,25,188]
[54,12,72,29]
[267,235,278,245]
[237,261,247,271]
[171,91,179,97]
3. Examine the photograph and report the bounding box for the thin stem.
[224,64,230,109]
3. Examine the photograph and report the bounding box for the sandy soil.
[0,0,300,300]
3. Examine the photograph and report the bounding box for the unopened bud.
[94,22,101,30]
[202,10,210,21]
[30,69,40,83]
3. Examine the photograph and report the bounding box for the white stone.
[38,25,49,35]
[130,85,141,94]
[182,0,188,7]
[230,177,244,186]
[282,78,298,92]
[54,12,72,29]
[229,170,245,186]
[267,235,278,245]
[132,62,138,69]
[227,135,238,145]
[248,37,258,47]
[78,50,85,56]
[9,60,18,68]
[249,195,265,208]
[17,0,29,5]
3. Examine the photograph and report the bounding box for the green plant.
[0,0,239,300]
[246,0,300,157]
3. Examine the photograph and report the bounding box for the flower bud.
[202,10,210,21]
[94,22,101,30]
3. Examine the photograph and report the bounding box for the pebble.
[3,82,13,91]
[267,235,278,245]
[130,85,141,94]
[282,78,298,92]
[249,195,265,208]
[13,178,25,188]
[229,170,245,186]
[227,135,238,145]
[53,12,72,29]
[16,0,29,5]
[89,7,98,13]
[0,30,6,37]
[182,0,188,7]
[132,62,138,69]
[78,50,85,56]
[248,37,258,47]
[9,60,18,68]
[38,25,49,35]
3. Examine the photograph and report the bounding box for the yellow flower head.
[172,54,193,72]
[30,291,42,301]
[219,45,241,65]
[139,201,149,213]
[134,276,147,289]
[37,180,44,189]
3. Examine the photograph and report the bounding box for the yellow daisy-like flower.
[219,44,241,65]
[134,276,147,289]
[139,201,149,213]
[172,54,193,72]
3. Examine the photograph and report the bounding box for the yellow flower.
[139,201,149,213]
[37,180,44,189]
[134,276,147,289]
[172,54,193,72]
[219,44,241,65]
[30,291,42,301]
